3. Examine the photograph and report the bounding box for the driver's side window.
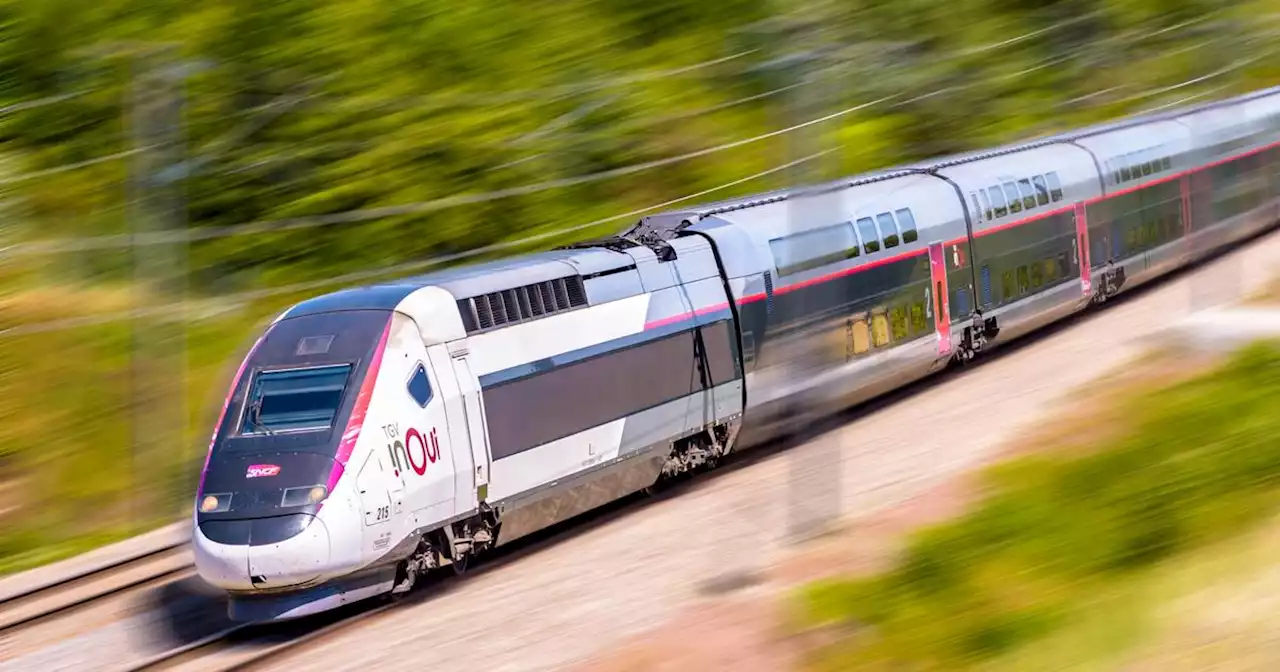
[407,362,433,407]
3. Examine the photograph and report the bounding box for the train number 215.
[376,505,390,521]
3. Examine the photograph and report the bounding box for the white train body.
[193,240,745,620]
[194,84,1280,621]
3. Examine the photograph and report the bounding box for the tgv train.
[193,84,1280,621]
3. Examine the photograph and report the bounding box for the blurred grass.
[0,283,288,576]
[985,509,1280,670]
[793,340,1280,671]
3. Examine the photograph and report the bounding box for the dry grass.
[1117,516,1280,671]
[0,282,263,575]
[0,476,22,521]
[1244,272,1280,305]
[0,282,143,330]
[993,345,1226,464]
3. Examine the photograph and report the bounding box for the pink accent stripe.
[197,332,268,496]
[325,316,392,494]
[644,302,732,330]
[974,202,1076,237]
[1083,137,1280,206]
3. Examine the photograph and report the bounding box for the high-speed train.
[193,84,1280,621]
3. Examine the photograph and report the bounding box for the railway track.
[112,466,716,672]
[0,541,192,638]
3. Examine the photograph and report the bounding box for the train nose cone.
[193,521,254,591]
[246,513,331,589]
[194,513,332,590]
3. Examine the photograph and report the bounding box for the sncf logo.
[246,464,281,479]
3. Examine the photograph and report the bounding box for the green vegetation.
[795,341,1280,670]
[3,0,1280,573]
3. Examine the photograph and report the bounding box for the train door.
[401,354,455,512]
[1074,203,1092,297]
[448,347,492,504]
[927,242,952,357]
[356,450,394,528]
[426,344,480,514]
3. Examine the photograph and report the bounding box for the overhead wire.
[0,95,895,256]
[2,47,1254,339]
[0,17,1259,335]
[0,91,92,116]
[0,148,148,187]
[0,148,836,338]
[0,54,1265,337]
[275,50,760,112]
[0,13,1232,256]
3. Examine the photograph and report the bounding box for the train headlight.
[200,493,232,513]
[282,485,328,507]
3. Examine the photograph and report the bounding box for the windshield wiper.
[246,398,275,436]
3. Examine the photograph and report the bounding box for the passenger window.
[1141,153,1154,176]
[1017,178,1037,210]
[878,212,901,248]
[969,193,982,223]
[988,186,1008,218]
[1128,153,1142,180]
[871,312,891,347]
[910,302,927,333]
[1120,160,1132,182]
[407,362,433,407]
[1030,261,1044,288]
[978,189,993,221]
[895,208,919,243]
[1058,252,1070,279]
[1017,265,1030,294]
[1044,258,1058,282]
[1003,182,1023,213]
[856,217,880,254]
[890,306,908,341]
[1032,175,1050,205]
[852,319,870,354]
[1001,269,1015,300]
[1161,156,1172,171]
[1045,171,1064,201]
[768,221,861,276]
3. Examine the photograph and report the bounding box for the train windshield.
[240,364,353,435]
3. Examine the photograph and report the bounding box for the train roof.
[284,245,634,319]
